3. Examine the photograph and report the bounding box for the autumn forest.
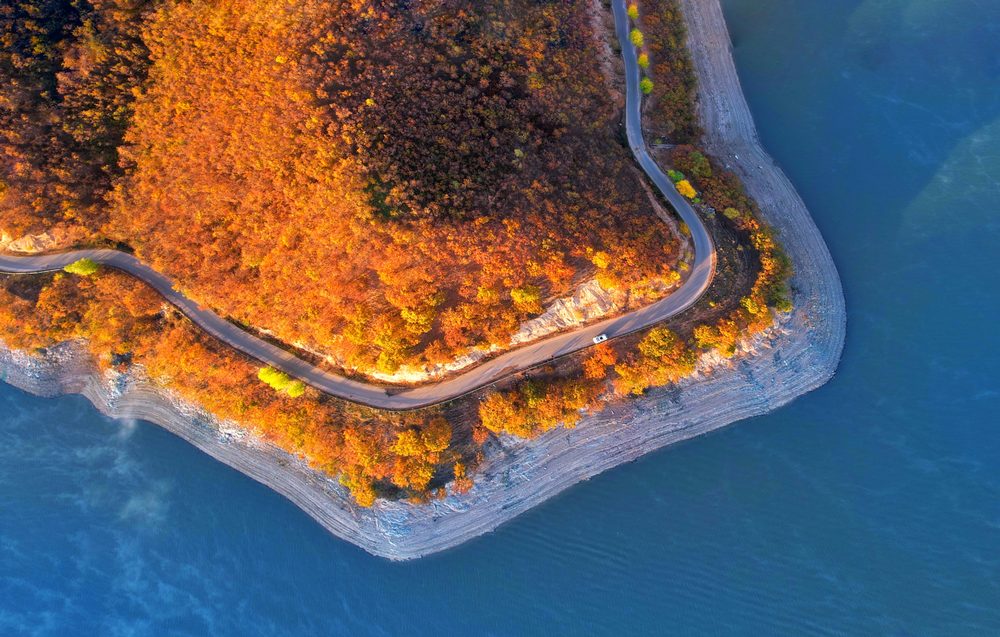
[2,0,688,377]
[1,0,793,506]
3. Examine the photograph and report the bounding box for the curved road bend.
[0,0,715,411]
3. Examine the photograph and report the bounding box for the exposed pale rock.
[1,225,83,253]
[364,274,678,384]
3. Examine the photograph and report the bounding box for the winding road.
[0,0,715,410]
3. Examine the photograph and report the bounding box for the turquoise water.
[3,0,1000,633]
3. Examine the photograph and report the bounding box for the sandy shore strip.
[0,0,844,560]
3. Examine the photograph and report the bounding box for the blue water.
[3,0,1000,633]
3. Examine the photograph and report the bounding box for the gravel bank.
[0,0,844,560]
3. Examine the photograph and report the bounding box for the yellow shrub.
[676,179,697,199]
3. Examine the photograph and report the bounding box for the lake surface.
[3,0,999,634]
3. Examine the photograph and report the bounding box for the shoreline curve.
[0,0,845,560]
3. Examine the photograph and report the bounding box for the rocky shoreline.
[0,0,844,560]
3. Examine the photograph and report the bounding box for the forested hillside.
[0,0,153,239]
[0,0,795,508]
[1,0,683,376]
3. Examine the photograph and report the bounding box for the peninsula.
[0,0,844,558]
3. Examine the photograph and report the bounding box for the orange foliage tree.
[0,270,468,508]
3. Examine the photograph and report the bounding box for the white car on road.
[592,334,608,344]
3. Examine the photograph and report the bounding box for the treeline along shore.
[0,0,844,559]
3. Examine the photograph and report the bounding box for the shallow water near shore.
[3,0,1000,634]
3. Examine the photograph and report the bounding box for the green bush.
[688,150,713,178]
[63,258,100,276]
[630,28,644,47]
[258,366,306,397]
[640,77,654,94]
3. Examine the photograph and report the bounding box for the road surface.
[0,0,715,410]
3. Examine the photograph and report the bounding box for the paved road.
[0,0,715,410]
